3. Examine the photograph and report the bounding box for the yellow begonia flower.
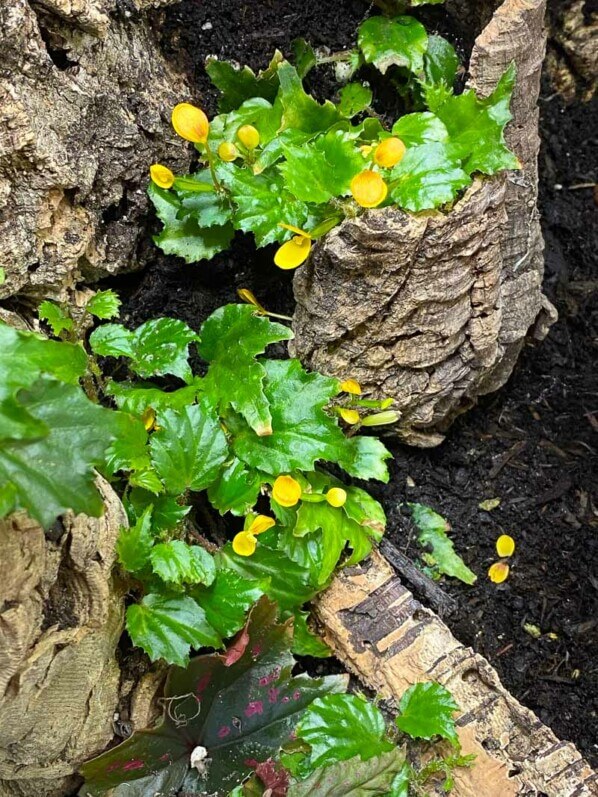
[340,379,362,395]
[374,137,406,168]
[237,124,260,149]
[496,534,515,558]
[150,164,175,189]
[218,142,239,162]
[172,103,209,144]
[326,488,347,508]
[488,561,510,584]
[272,475,302,507]
[247,514,276,536]
[274,226,312,270]
[350,170,388,208]
[339,408,360,425]
[232,530,258,557]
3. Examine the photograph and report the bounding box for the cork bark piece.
[314,551,598,797]
[0,0,191,301]
[291,0,558,446]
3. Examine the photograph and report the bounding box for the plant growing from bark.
[148,7,518,269]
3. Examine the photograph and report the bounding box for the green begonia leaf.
[38,301,73,336]
[278,61,341,133]
[126,593,221,666]
[392,112,449,147]
[150,399,228,495]
[254,129,313,174]
[150,540,216,587]
[206,52,281,112]
[127,488,191,532]
[218,164,309,246]
[192,568,267,639]
[409,502,476,584]
[389,142,471,211]
[104,413,150,476]
[423,35,459,87]
[291,611,332,658]
[434,65,519,175]
[217,543,318,612]
[176,171,233,228]
[86,289,121,320]
[291,38,317,78]
[296,694,394,771]
[116,506,154,573]
[209,97,282,152]
[358,15,428,75]
[395,682,459,746]
[287,748,406,797]
[82,598,346,796]
[148,183,234,263]
[0,377,122,528]
[106,381,200,417]
[199,304,293,436]
[228,359,390,481]
[207,457,263,516]
[90,317,199,383]
[279,129,364,203]
[338,83,373,117]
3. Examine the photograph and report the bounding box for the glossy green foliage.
[409,503,477,584]
[149,16,518,265]
[287,749,407,797]
[396,682,460,746]
[80,598,347,796]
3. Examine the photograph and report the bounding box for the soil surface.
[111,0,598,767]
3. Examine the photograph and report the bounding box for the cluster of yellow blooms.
[488,534,516,583]
[149,102,408,270]
[231,474,348,557]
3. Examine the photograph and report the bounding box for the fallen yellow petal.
[488,561,510,584]
[149,164,175,189]
[274,236,312,270]
[272,475,302,507]
[350,170,388,208]
[172,103,209,144]
[340,379,362,395]
[232,531,257,557]
[496,534,515,558]
[326,488,347,508]
[339,408,360,425]
[247,514,276,536]
[374,137,406,168]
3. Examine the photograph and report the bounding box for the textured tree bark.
[292,0,558,446]
[0,0,192,301]
[314,552,598,797]
[0,479,126,797]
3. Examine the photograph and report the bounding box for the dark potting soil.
[110,0,598,767]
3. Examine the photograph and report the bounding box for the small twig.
[379,539,458,618]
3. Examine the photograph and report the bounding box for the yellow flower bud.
[361,410,399,426]
[272,475,302,507]
[339,408,360,425]
[374,137,406,168]
[247,514,276,536]
[350,170,388,208]
[274,235,312,270]
[232,531,257,557]
[496,534,515,558]
[149,164,175,189]
[340,379,362,395]
[237,125,260,150]
[326,488,347,508]
[360,144,374,158]
[171,103,209,144]
[488,561,510,584]
[218,142,239,162]
[141,406,156,431]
